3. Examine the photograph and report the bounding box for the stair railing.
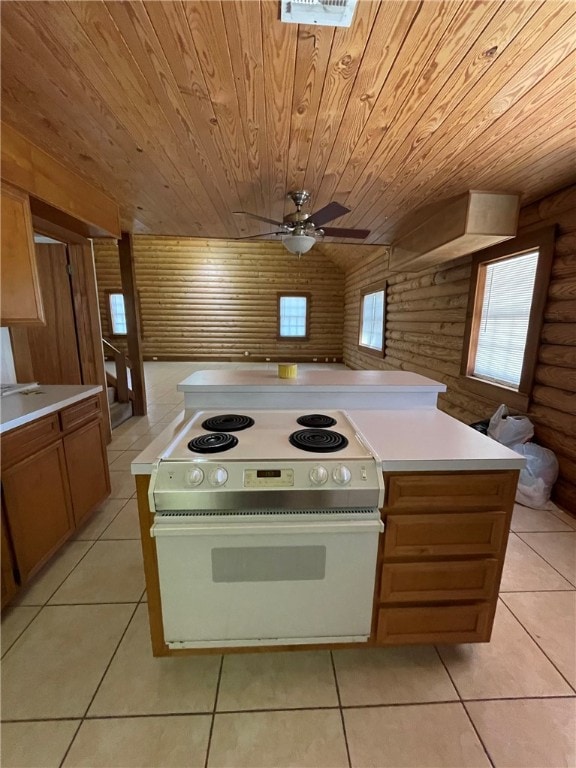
[102,338,132,403]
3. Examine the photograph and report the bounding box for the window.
[278,294,310,339]
[359,282,386,355]
[107,291,127,336]
[461,227,555,409]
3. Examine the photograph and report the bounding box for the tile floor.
[2,362,575,768]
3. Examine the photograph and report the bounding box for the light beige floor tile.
[109,469,137,498]
[344,703,490,768]
[438,601,573,699]
[500,533,573,592]
[89,605,220,715]
[501,591,576,686]
[217,650,338,711]
[63,715,211,768]
[1,604,133,719]
[108,433,141,451]
[72,498,127,540]
[333,646,458,705]
[49,540,145,604]
[100,499,140,539]
[106,448,124,463]
[550,507,576,530]
[1,720,80,768]
[108,449,142,471]
[1,606,40,656]
[208,709,348,768]
[466,698,576,768]
[13,541,93,606]
[517,531,576,586]
[511,503,573,532]
[127,433,157,451]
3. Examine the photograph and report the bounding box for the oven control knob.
[309,465,328,485]
[333,464,352,485]
[185,467,204,487]
[209,466,228,486]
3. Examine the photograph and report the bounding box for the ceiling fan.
[233,190,370,256]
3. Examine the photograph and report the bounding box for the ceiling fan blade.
[309,201,350,227]
[322,226,370,239]
[233,211,285,227]
[236,231,284,240]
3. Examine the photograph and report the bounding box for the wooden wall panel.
[94,237,344,362]
[343,184,576,514]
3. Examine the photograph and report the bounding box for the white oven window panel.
[152,515,382,647]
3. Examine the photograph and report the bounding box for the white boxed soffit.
[389,190,521,273]
[281,0,358,27]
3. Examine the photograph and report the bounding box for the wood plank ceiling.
[2,0,575,251]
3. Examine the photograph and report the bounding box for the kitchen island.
[178,369,446,410]
[132,401,523,656]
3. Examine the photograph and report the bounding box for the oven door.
[151,512,383,648]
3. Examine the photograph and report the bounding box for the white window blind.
[109,293,127,335]
[279,296,307,337]
[473,251,538,388]
[360,290,384,350]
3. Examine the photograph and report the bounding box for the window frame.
[358,281,387,358]
[460,226,555,410]
[106,289,128,338]
[277,292,311,341]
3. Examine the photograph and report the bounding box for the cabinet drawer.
[385,472,517,513]
[376,603,492,645]
[384,512,507,559]
[60,395,101,432]
[380,559,499,603]
[2,414,60,468]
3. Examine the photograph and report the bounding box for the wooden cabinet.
[1,507,19,608]
[0,181,45,325]
[375,470,518,646]
[1,394,110,606]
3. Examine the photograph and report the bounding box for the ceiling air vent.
[281,0,358,28]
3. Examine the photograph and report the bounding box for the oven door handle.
[151,519,384,537]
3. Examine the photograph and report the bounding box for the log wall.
[93,236,344,362]
[343,184,576,514]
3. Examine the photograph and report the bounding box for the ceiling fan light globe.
[282,233,316,256]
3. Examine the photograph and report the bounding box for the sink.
[0,383,40,397]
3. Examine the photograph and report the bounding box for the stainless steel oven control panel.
[243,468,295,488]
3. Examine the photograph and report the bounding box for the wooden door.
[23,243,82,384]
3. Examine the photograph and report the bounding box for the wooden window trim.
[460,226,556,410]
[105,288,127,338]
[358,280,387,358]
[277,292,311,341]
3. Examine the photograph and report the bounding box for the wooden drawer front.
[380,559,499,603]
[385,472,516,513]
[1,414,60,468]
[60,395,101,432]
[377,603,492,645]
[384,512,507,559]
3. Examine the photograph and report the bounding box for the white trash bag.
[488,404,534,447]
[510,442,559,509]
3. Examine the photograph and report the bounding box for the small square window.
[278,294,310,340]
[359,283,386,356]
[108,291,127,336]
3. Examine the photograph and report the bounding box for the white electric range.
[149,410,384,648]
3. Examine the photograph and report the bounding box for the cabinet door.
[1,506,19,608]
[0,182,45,325]
[63,420,110,526]
[2,442,74,582]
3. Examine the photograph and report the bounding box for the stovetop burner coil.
[296,414,337,428]
[201,414,255,432]
[187,433,238,453]
[289,429,349,453]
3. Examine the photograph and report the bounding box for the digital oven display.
[244,468,294,488]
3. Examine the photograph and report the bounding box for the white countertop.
[131,406,524,475]
[0,384,103,434]
[178,369,446,393]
